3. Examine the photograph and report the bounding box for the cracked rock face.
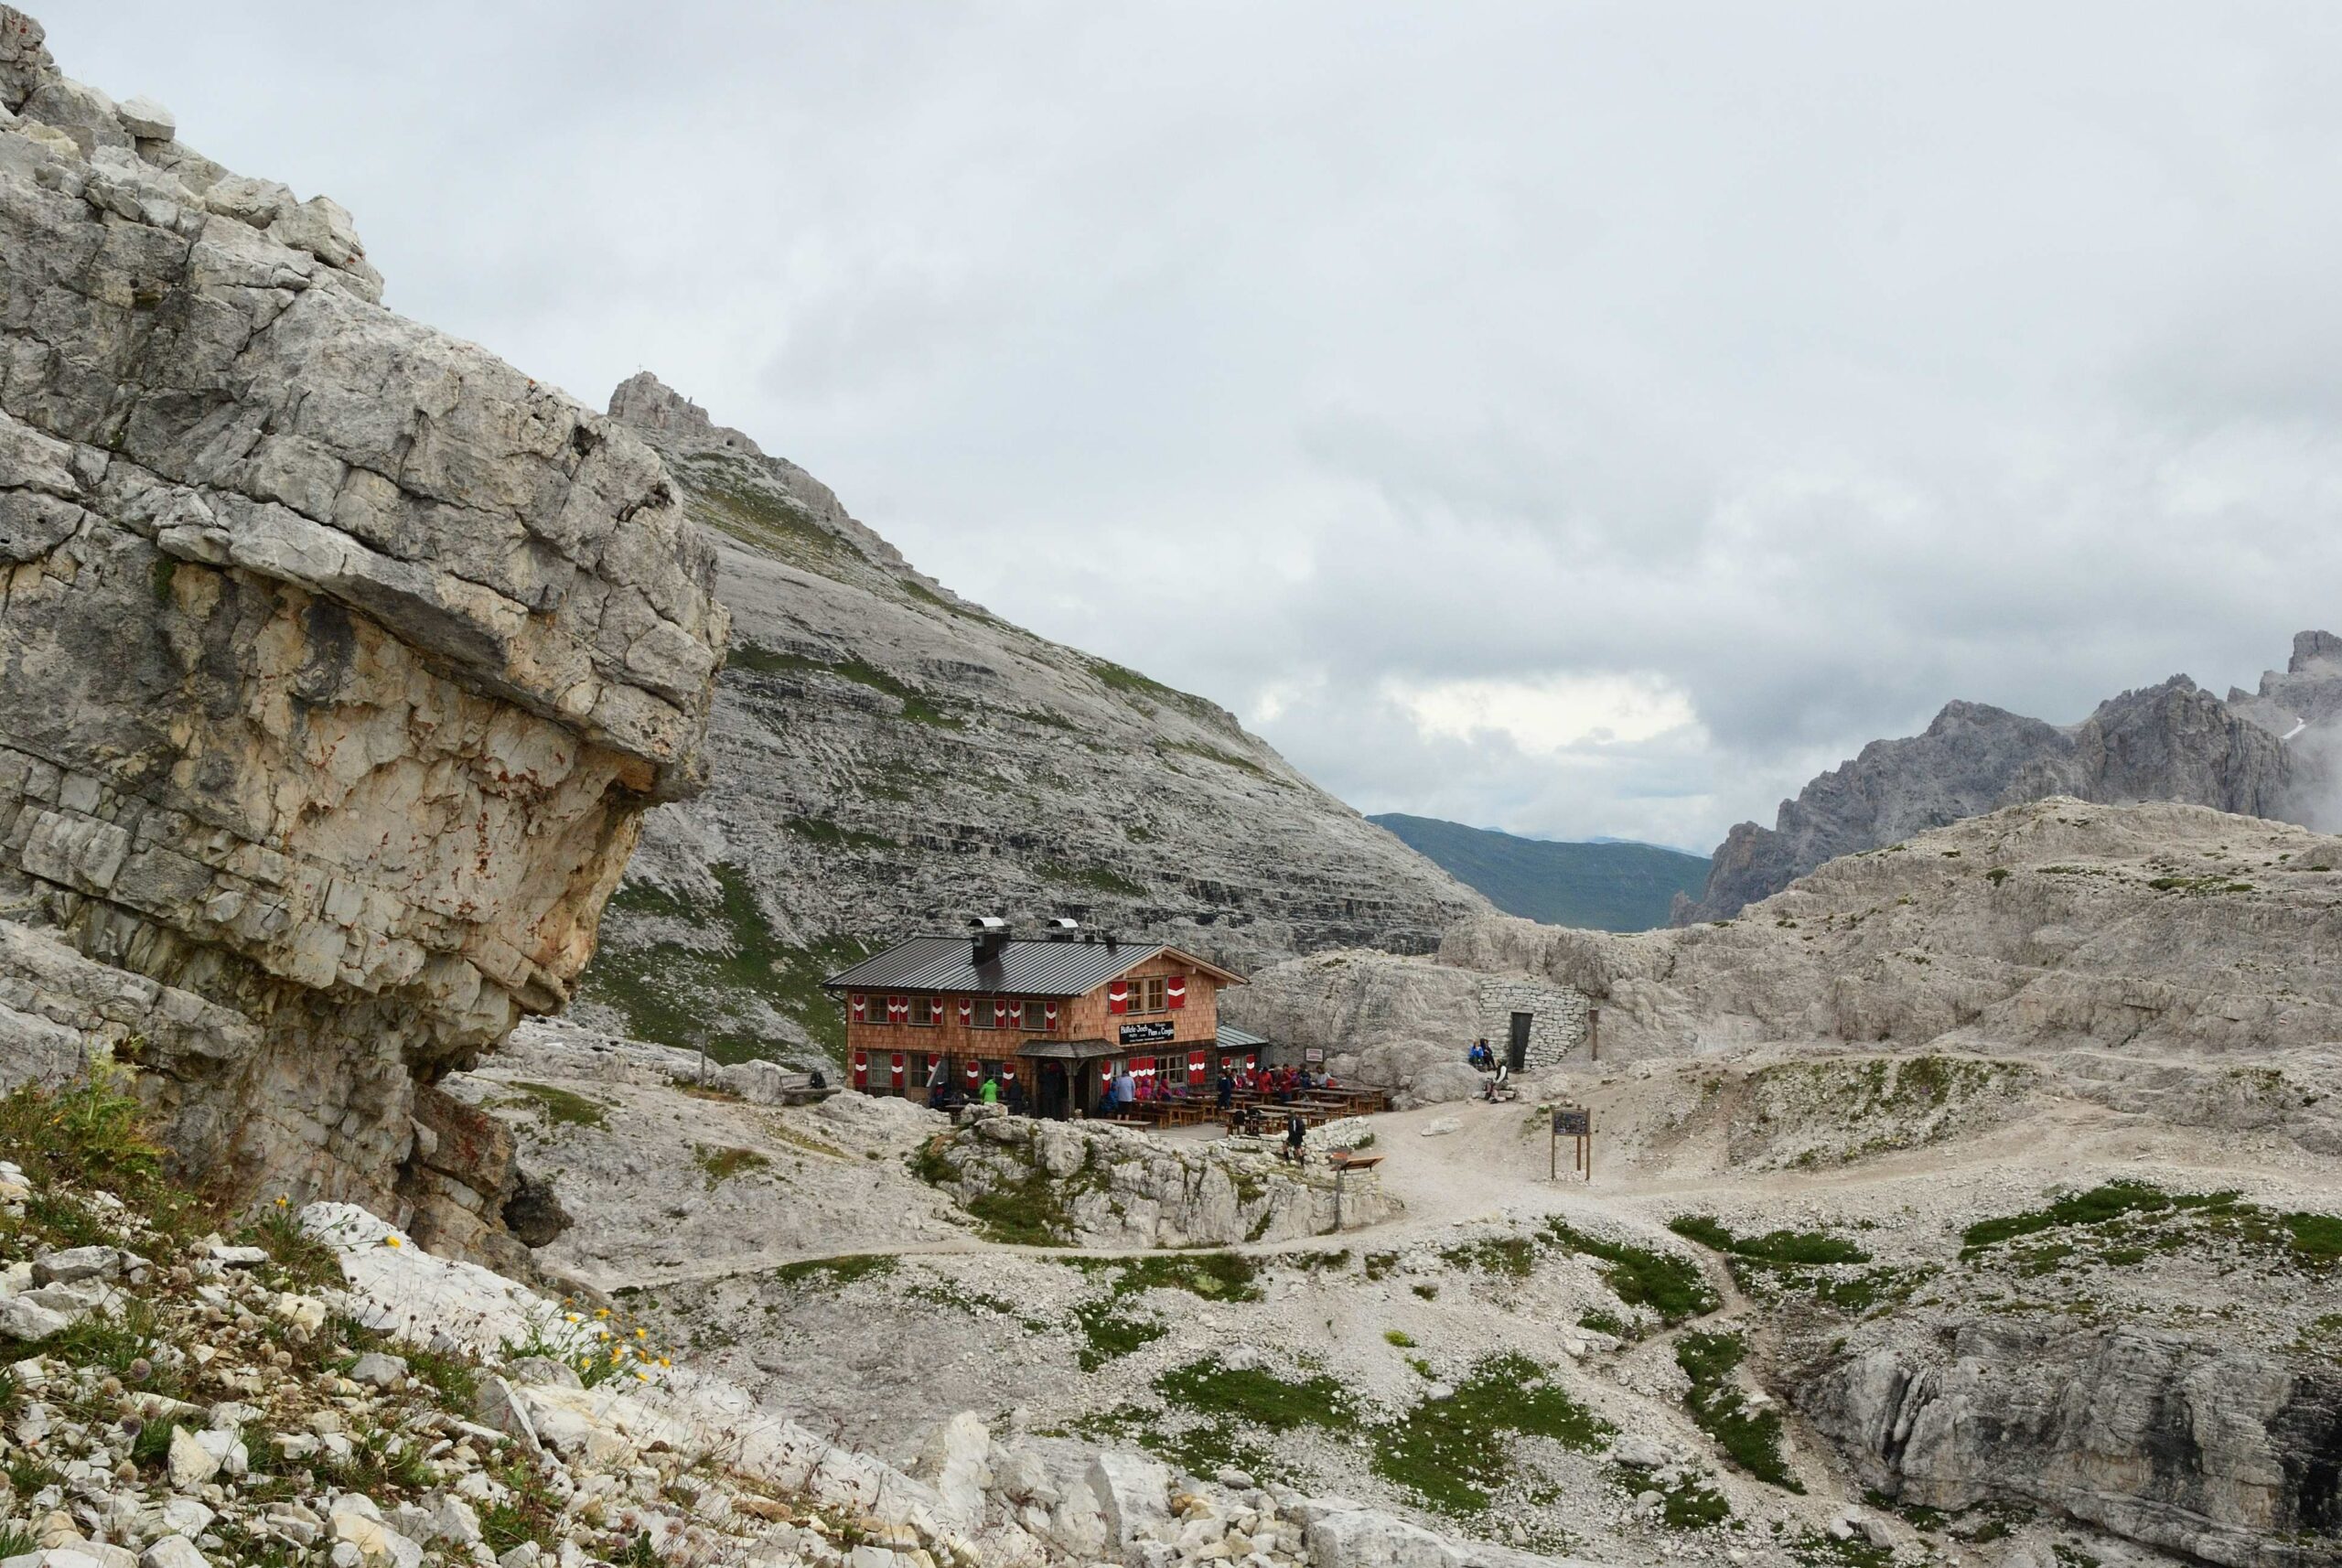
[0,8,725,1248]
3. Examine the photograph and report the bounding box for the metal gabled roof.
[822,936,1169,997]
[1215,1022,1269,1049]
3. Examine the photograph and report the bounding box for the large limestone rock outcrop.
[1450,799,2342,1062]
[0,11,725,1257]
[920,1112,1397,1247]
[574,373,1482,1066]
[1219,950,1489,1105]
[1807,1322,2342,1568]
[1680,671,2304,921]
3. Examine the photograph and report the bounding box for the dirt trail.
[578,1057,2333,1294]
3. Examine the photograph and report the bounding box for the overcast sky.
[55,3,2342,853]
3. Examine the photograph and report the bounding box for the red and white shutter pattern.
[849,994,867,1024]
[1043,1001,1059,1028]
[1108,981,1130,1015]
[957,999,972,1025]
[1167,978,1187,1010]
[994,998,1014,1029]
[965,1059,982,1086]
[1189,1050,1207,1084]
[890,1054,905,1087]
[925,998,944,1026]
[851,1052,868,1090]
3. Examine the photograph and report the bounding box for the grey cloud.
[56,1,2342,850]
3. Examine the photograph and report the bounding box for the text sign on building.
[1118,1020,1176,1045]
[1303,1047,1326,1064]
[1552,1107,1590,1136]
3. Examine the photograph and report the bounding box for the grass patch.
[1545,1220,1719,1325]
[1073,1301,1166,1369]
[1440,1234,1544,1277]
[768,1254,898,1290]
[1669,1216,1869,1265]
[1036,861,1147,898]
[1157,738,1281,783]
[693,1145,772,1187]
[1157,1359,1352,1435]
[579,864,867,1065]
[1370,1353,1611,1516]
[1384,1329,1417,1348]
[501,1081,610,1130]
[1104,1252,1262,1301]
[1676,1331,1799,1490]
[1961,1181,2238,1255]
[963,1165,1076,1247]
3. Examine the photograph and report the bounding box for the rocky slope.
[573,375,1481,1066]
[0,1074,1615,1568]
[1678,647,2339,921]
[1447,797,2342,1090]
[0,10,725,1262]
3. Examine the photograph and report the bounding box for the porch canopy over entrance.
[1015,1037,1122,1063]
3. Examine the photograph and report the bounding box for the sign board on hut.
[1304,1047,1326,1064]
[1118,1020,1176,1046]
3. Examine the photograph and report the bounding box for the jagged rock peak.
[2291,628,2342,674]
[608,370,765,458]
[1678,657,2303,922]
[0,6,728,1264]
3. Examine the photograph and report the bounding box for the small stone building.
[1473,977,1590,1070]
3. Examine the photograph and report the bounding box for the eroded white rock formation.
[0,8,726,1261]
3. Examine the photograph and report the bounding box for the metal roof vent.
[969,915,1010,966]
[1045,917,1080,942]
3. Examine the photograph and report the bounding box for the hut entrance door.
[1508,1012,1531,1071]
[1037,1061,1069,1120]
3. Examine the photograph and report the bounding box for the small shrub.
[1384,1329,1417,1348]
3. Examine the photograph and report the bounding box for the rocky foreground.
[0,1076,1588,1568]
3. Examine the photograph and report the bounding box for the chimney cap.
[968,916,1008,932]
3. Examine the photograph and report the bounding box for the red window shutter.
[851,1052,868,1090]
[925,998,942,1026]
[850,994,867,1023]
[1001,1061,1016,1081]
[1167,977,1187,1010]
[1190,1050,1206,1083]
[894,995,911,1024]
[890,1054,904,1085]
[957,998,972,1024]
[1044,1001,1059,1027]
[994,998,1012,1028]
[965,1059,981,1084]
[1108,981,1129,1015]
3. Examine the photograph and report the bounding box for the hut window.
[1130,977,1168,1015]
[911,998,940,1027]
[1020,1000,1048,1029]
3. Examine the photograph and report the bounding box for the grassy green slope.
[1370,813,1707,932]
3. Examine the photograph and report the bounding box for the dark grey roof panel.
[823,936,1168,997]
[1014,1038,1122,1062]
[1216,1023,1268,1049]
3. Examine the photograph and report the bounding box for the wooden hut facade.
[822,928,1250,1119]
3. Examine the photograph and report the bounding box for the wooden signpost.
[1551,1105,1593,1182]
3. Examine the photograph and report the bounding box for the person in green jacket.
[979,1075,1000,1105]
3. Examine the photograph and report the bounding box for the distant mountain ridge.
[1677,638,2342,922]
[1369,813,1707,931]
